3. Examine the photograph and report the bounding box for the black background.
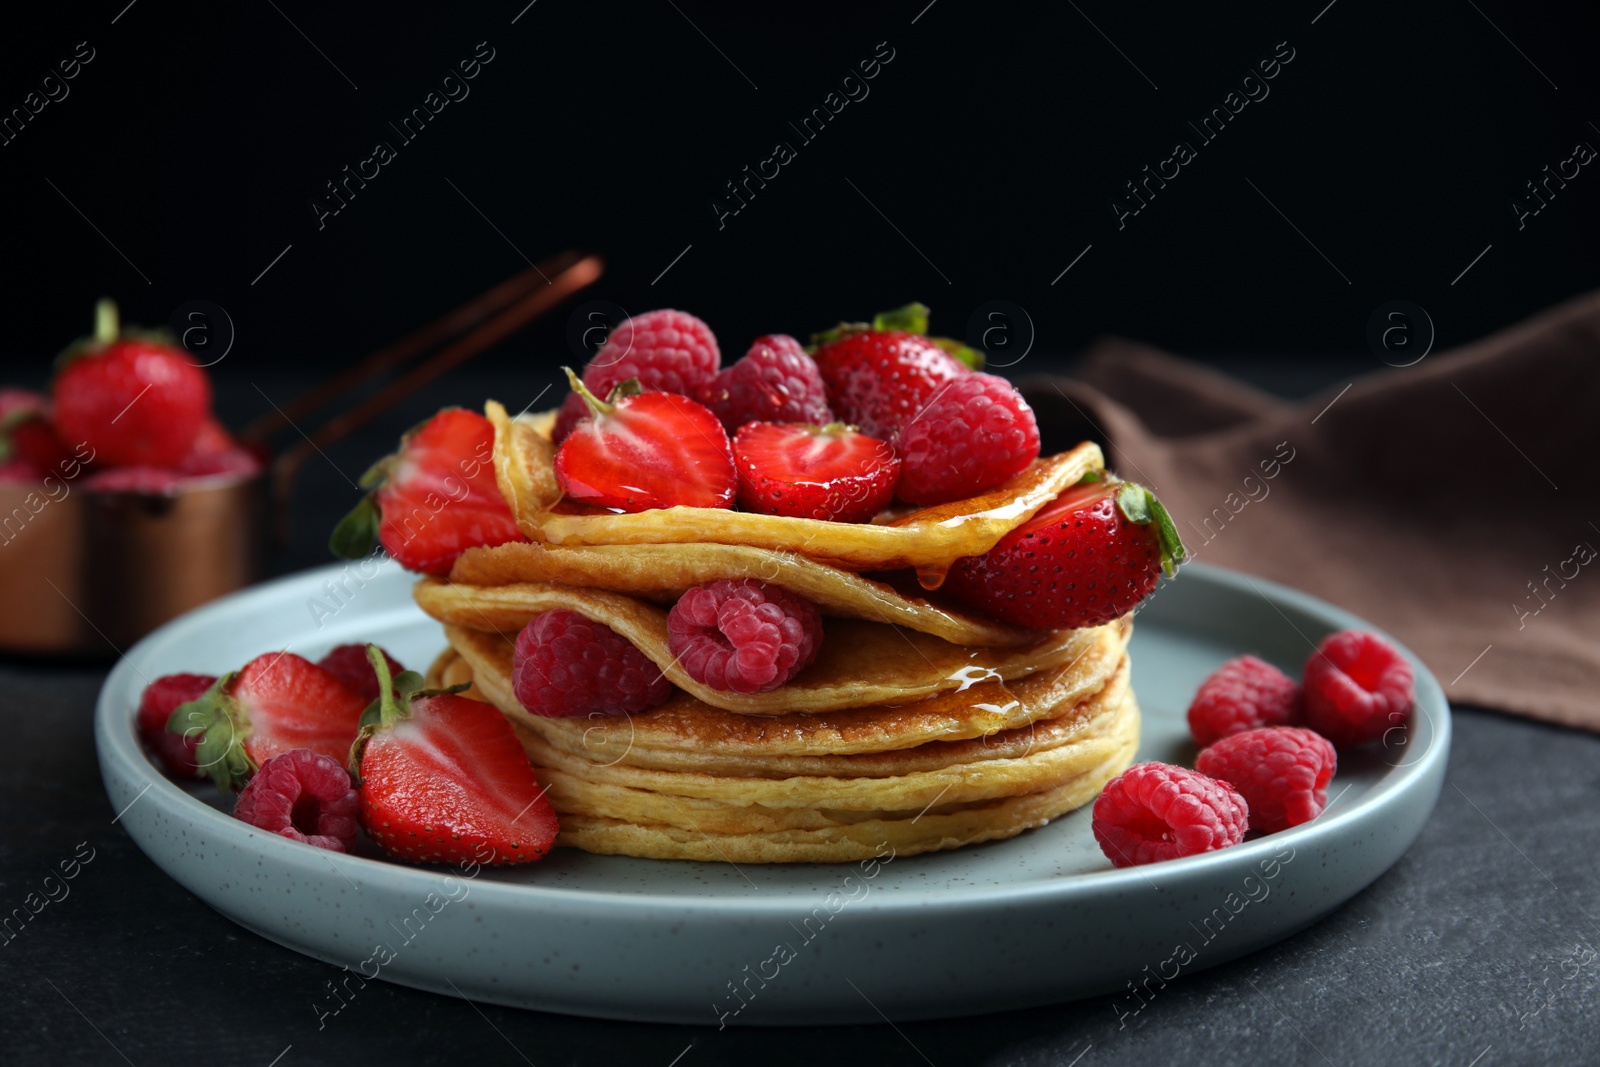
[2,0,1596,396]
[4,4,1599,1065]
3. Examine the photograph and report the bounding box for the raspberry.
[136,672,217,778]
[317,644,405,702]
[1302,630,1414,748]
[1196,727,1337,833]
[551,390,590,444]
[1186,655,1303,747]
[232,748,360,852]
[667,579,823,693]
[1092,762,1249,868]
[513,609,672,717]
[894,372,1040,505]
[583,309,720,400]
[702,335,833,433]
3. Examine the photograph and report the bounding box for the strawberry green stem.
[94,299,119,344]
[563,367,614,419]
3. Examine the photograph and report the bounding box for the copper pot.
[0,472,265,655]
[0,251,602,657]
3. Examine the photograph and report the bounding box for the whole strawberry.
[942,478,1185,629]
[53,301,211,468]
[331,407,525,575]
[554,370,736,512]
[732,421,899,523]
[170,652,369,792]
[352,647,559,866]
[136,672,218,778]
[0,389,72,476]
[811,330,966,441]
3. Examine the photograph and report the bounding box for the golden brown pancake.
[486,401,1104,572]
[448,541,1036,647]
[417,580,1113,716]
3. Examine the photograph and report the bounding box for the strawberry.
[554,370,736,512]
[176,417,263,479]
[942,478,1185,629]
[351,647,558,866]
[136,672,217,778]
[0,390,73,477]
[53,300,212,468]
[811,329,967,442]
[732,421,900,523]
[168,652,369,792]
[331,407,525,575]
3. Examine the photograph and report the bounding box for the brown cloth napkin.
[1022,290,1600,732]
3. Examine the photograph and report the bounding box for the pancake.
[518,661,1132,814]
[427,642,1138,862]
[448,541,1036,648]
[417,579,1111,716]
[486,401,1105,573]
[548,697,1138,862]
[435,616,1127,747]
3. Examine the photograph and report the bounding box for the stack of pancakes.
[415,403,1140,863]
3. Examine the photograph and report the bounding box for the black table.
[4,362,1595,1066]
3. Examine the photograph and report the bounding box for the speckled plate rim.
[96,561,1448,912]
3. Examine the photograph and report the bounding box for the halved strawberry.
[553,370,736,512]
[732,421,900,523]
[351,647,558,866]
[168,652,369,792]
[942,477,1185,629]
[331,407,525,575]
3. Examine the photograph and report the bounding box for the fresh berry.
[1196,727,1337,834]
[702,335,832,433]
[177,418,262,479]
[943,478,1185,629]
[171,652,369,792]
[82,467,186,494]
[732,421,899,523]
[353,647,558,865]
[1092,762,1249,868]
[1186,655,1303,748]
[0,460,39,483]
[331,407,525,576]
[232,748,360,852]
[551,390,590,445]
[895,372,1040,505]
[0,392,72,476]
[512,610,672,717]
[318,643,406,702]
[583,309,720,400]
[811,330,966,441]
[136,672,217,778]
[667,579,823,693]
[1302,630,1415,747]
[554,371,736,512]
[53,301,211,468]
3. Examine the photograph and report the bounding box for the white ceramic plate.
[95,561,1448,1025]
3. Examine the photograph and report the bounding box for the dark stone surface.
[2,362,1595,1066]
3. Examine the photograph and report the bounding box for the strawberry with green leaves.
[169,652,369,792]
[943,477,1185,629]
[809,303,979,442]
[350,647,558,866]
[53,300,212,468]
[332,408,525,575]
